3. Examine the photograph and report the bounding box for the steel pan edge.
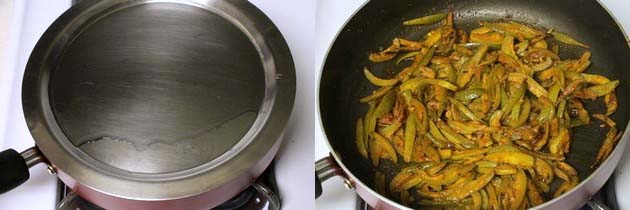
[55,135,283,210]
[22,0,295,203]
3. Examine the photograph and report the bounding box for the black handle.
[0,149,30,194]
[315,173,322,198]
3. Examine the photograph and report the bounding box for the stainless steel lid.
[22,0,294,200]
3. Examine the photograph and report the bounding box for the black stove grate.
[213,162,281,210]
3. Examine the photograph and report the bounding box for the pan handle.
[315,156,354,198]
[0,147,45,194]
[585,199,610,210]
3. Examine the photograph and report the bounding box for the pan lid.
[22,0,294,200]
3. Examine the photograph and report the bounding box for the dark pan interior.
[319,0,630,205]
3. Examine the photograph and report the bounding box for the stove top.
[56,163,281,210]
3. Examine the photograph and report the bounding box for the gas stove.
[315,0,630,209]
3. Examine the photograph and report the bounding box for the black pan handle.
[315,173,322,198]
[0,147,44,194]
[315,155,353,199]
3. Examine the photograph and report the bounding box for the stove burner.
[213,187,257,210]
[56,163,281,210]
[213,163,281,210]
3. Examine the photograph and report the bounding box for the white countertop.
[0,0,315,210]
[250,0,316,210]
[314,0,630,209]
[314,1,366,209]
[0,1,69,209]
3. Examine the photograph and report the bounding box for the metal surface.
[318,0,630,209]
[587,200,611,210]
[51,1,264,174]
[315,156,345,182]
[57,191,104,210]
[53,135,281,210]
[20,0,294,208]
[251,180,280,210]
[56,167,281,210]
[19,147,44,168]
[55,187,278,210]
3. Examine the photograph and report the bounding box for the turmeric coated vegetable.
[512,169,528,208]
[355,9,621,210]
[587,80,619,97]
[364,68,398,87]
[457,44,489,88]
[403,114,417,162]
[592,126,622,169]
[605,93,618,116]
[372,132,398,166]
[355,118,368,158]
[482,22,544,39]
[454,88,484,104]
[404,13,448,26]
[527,179,545,205]
[551,31,589,48]
[396,51,420,64]
[484,151,534,167]
[400,78,458,92]
[360,86,393,103]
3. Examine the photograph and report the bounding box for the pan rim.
[316,0,630,209]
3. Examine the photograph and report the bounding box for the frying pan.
[316,0,630,209]
[0,0,295,209]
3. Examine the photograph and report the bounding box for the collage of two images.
[1,0,630,209]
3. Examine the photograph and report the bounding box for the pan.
[316,0,630,209]
[0,0,295,209]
